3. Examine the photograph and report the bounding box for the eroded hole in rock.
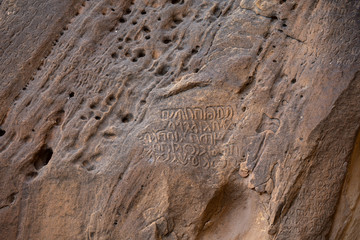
[136,49,146,58]
[124,8,131,15]
[291,78,296,84]
[25,100,31,107]
[23,135,31,143]
[90,103,97,109]
[125,51,131,57]
[155,65,169,76]
[6,192,17,205]
[191,46,199,54]
[103,132,116,139]
[291,3,298,10]
[69,92,74,98]
[121,113,133,123]
[172,14,183,25]
[119,17,126,23]
[106,95,115,104]
[0,128,5,136]
[26,172,38,181]
[95,116,101,120]
[53,112,65,125]
[33,147,53,171]
[162,37,172,44]
[82,160,95,171]
[142,26,150,33]
[111,52,118,59]
[214,6,221,17]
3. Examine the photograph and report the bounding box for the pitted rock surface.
[0,0,359,239]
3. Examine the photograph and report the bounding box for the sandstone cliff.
[0,0,359,239]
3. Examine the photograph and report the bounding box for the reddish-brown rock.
[0,0,359,239]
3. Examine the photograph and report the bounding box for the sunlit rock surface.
[0,0,359,239]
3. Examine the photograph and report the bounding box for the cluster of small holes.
[101,0,228,78]
[112,3,151,63]
[54,0,232,130]
[192,46,200,54]
[26,0,90,95]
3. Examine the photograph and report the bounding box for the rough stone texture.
[0,0,359,239]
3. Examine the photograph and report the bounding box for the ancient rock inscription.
[140,106,240,168]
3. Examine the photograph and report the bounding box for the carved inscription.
[140,106,238,168]
[280,147,348,236]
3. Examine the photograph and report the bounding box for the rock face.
[0,0,359,239]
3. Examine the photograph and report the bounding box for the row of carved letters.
[282,218,324,233]
[161,106,234,121]
[146,151,230,168]
[142,131,226,145]
[163,119,235,134]
[143,142,242,157]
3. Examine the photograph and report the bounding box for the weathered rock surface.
[0,0,359,239]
